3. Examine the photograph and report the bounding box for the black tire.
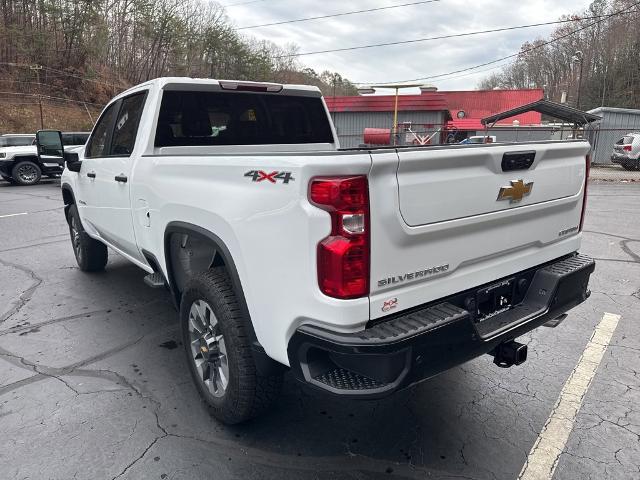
[622,164,639,171]
[67,204,108,272]
[11,160,42,186]
[181,268,283,424]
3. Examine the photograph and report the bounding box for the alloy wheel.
[17,164,38,183]
[188,299,229,397]
[70,215,82,263]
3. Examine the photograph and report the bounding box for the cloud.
[221,0,591,90]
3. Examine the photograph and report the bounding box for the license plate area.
[476,278,515,321]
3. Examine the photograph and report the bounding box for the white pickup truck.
[37,78,595,424]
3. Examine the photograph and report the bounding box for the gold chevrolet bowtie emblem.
[497,180,533,203]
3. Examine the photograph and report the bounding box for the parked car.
[0,132,90,185]
[611,133,640,171]
[42,78,594,424]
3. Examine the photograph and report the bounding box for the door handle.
[115,174,128,183]
[87,172,96,179]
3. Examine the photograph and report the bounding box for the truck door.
[79,91,148,262]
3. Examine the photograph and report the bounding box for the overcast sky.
[221,0,590,94]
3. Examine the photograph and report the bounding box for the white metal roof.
[587,106,640,116]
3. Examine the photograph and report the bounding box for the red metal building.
[324,88,545,146]
[443,89,545,131]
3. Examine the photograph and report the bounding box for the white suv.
[612,133,640,170]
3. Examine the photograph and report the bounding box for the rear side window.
[111,92,147,156]
[155,90,334,147]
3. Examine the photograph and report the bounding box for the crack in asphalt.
[582,229,640,243]
[110,434,167,480]
[0,335,146,396]
[0,309,109,336]
[581,229,640,264]
[0,187,62,203]
[0,237,68,254]
[0,258,43,325]
[620,239,640,263]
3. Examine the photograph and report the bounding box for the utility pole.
[30,64,44,129]
[572,51,584,110]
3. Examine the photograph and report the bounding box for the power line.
[40,66,126,89]
[276,12,633,59]
[355,2,640,85]
[0,61,126,89]
[0,91,104,106]
[237,0,441,30]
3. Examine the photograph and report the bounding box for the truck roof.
[117,77,322,100]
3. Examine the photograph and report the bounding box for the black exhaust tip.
[491,341,528,368]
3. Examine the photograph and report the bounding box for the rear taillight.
[310,176,369,299]
[623,145,632,152]
[579,155,590,231]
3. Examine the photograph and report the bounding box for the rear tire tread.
[181,268,282,424]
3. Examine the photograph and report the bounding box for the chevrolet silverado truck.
[37,78,595,424]
[0,132,89,185]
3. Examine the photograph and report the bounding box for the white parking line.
[0,212,28,219]
[518,312,622,480]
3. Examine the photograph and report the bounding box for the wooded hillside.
[0,0,357,132]
[479,0,640,110]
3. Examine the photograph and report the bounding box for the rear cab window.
[154,90,334,147]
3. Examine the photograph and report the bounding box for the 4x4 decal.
[244,170,295,184]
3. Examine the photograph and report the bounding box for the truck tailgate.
[368,141,590,320]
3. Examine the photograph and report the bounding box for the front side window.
[110,92,147,156]
[154,90,334,147]
[86,102,120,158]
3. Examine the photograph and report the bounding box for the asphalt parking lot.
[0,180,638,480]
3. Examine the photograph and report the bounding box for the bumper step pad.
[314,368,386,390]
[143,272,165,288]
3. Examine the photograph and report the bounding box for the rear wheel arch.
[164,223,232,304]
[163,222,281,374]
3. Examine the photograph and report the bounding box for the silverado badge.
[497,179,533,203]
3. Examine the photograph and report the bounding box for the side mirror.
[36,130,64,162]
[64,151,82,173]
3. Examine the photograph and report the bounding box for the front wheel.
[181,268,283,424]
[11,160,41,186]
[67,204,108,271]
